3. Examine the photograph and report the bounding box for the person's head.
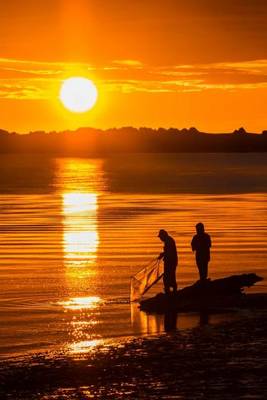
[158,229,168,242]
[196,222,205,234]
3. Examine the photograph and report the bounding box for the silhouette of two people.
[157,223,211,295]
[158,229,178,294]
[191,222,211,282]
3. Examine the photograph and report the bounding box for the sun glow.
[59,77,98,113]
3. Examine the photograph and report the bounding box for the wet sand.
[1,310,267,400]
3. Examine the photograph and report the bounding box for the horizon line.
[1,126,266,136]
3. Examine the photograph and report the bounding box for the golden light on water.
[62,192,99,268]
[57,158,105,293]
[59,296,102,310]
[57,159,106,355]
[64,231,99,261]
[69,339,103,354]
[131,303,164,334]
[63,192,98,214]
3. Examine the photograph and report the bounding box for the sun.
[59,77,98,113]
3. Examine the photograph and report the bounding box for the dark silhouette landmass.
[140,273,265,313]
[1,126,267,154]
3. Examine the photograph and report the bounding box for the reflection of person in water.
[191,223,211,281]
[164,311,177,331]
[158,229,178,294]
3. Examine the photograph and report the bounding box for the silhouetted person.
[191,223,211,281]
[158,229,178,294]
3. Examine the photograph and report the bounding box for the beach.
[1,309,267,399]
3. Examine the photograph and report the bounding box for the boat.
[139,273,266,313]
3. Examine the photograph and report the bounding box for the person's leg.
[196,258,202,280]
[171,269,177,292]
[163,274,170,294]
[197,258,207,281]
[202,261,208,280]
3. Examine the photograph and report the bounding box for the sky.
[1,0,267,133]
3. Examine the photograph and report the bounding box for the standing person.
[158,229,178,294]
[191,222,211,281]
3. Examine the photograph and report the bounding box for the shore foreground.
[1,310,267,400]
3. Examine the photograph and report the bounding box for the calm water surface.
[0,153,267,358]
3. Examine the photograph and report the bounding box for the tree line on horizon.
[1,126,267,154]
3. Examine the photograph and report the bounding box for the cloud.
[0,57,267,99]
[0,82,47,100]
[152,60,267,90]
[104,59,267,93]
[112,59,144,68]
[0,58,94,99]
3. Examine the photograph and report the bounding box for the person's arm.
[191,237,196,252]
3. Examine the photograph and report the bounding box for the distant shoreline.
[1,126,267,154]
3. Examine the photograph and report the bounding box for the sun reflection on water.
[59,296,102,310]
[57,158,106,355]
[62,191,99,268]
[61,191,101,354]
[69,339,103,354]
[64,230,99,262]
[63,192,98,214]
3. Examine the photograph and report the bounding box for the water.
[0,153,267,358]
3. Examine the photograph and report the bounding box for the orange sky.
[1,0,267,133]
